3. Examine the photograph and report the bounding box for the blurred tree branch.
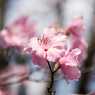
[0,0,6,30]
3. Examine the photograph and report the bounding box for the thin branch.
[47,61,53,73]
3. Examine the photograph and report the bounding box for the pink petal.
[59,48,81,80]
[61,64,81,80]
[59,48,81,66]
[32,52,47,67]
[47,48,63,62]
[28,37,46,57]
[29,37,41,51]
[71,37,87,63]
[69,48,81,57]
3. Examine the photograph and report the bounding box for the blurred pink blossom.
[0,16,36,47]
[90,92,95,95]
[66,17,85,37]
[71,36,87,63]
[67,17,87,63]
[58,18,87,80]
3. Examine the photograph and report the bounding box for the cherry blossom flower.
[0,16,36,47]
[25,27,67,66]
[59,48,81,80]
[67,17,87,63]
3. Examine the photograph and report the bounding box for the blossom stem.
[47,61,61,95]
[47,61,53,73]
[47,61,56,95]
[48,72,55,95]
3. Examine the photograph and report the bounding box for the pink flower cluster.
[0,16,87,80]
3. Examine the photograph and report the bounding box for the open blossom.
[0,16,36,47]
[59,48,81,80]
[25,27,67,65]
[24,18,87,71]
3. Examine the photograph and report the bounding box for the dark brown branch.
[76,16,95,94]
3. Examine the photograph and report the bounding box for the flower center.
[42,37,48,45]
[44,48,48,51]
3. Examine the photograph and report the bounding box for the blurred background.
[0,0,95,95]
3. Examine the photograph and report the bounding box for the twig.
[47,61,53,73]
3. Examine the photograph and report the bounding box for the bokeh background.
[0,0,95,95]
